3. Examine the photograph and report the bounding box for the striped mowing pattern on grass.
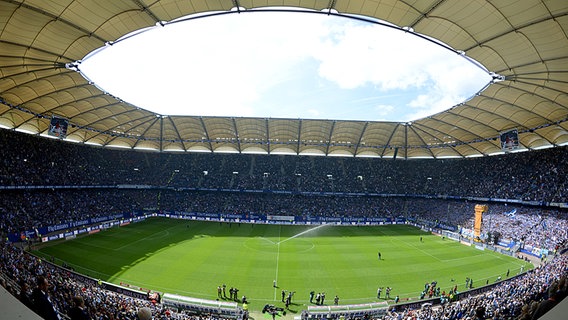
[34,217,531,311]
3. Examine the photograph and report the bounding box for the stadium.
[1,1,567,320]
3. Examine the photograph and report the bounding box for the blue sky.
[78,10,491,122]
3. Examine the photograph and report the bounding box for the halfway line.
[273,225,281,301]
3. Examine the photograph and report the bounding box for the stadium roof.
[0,0,567,158]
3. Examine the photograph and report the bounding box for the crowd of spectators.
[0,241,206,319]
[476,209,568,251]
[1,129,568,319]
[0,129,567,203]
[0,189,155,234]
[385,252,567,320]
[1,188,566,252]
[1,237,566,320]
[409,202,568,251]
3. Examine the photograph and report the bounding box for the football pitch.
[33,217,530,311]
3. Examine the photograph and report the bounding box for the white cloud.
[374,104,395,116]
[402,52,489,120]
[313,24,438,90]
[79,10,490,121]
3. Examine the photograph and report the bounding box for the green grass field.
[33,217,531,312]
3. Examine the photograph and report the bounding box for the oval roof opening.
[78,8,492,122]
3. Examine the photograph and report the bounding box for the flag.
[503,209,516,218]
[500,129,519,152]
[48,116,69,139]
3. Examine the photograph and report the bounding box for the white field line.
[272,224,326,300]
[387,237,443,262]
[113,225,177,251]
[273,225,281,301]
[63,240,111,251]
[258,236,276,245]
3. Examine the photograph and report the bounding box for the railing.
[162,293,242,318]
[303,301,388,319]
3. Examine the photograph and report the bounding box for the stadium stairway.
[0,285,42,319]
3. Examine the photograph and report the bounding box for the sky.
[78,9,492,122]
